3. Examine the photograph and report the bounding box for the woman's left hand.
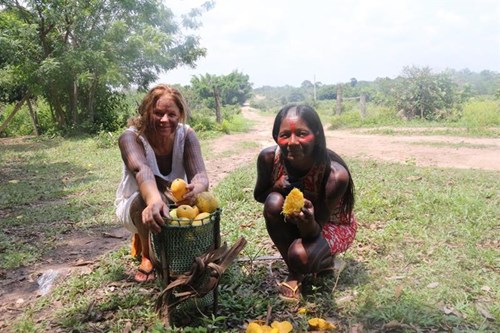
[176,183,199,206]
[286,199,320,237]
[286,199,314,224]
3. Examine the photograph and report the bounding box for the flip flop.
[134,267,156,283]
[277,281,301,302]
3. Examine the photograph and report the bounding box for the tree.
[0,0,213,133]
[392,66,466,120]
[190,71,253,123]
[301,80,314,89]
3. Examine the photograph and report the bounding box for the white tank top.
[114,124,189,205]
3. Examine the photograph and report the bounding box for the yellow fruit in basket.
[169,208,178,219]
[176,205,197,219]
[282,188,304,216]
[175,217,191,226]
[192,212,211,226]
[192,205,200,216]
[170,178,188,201]
[195,191,219,213]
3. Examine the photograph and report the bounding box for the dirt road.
[206,107,500,189]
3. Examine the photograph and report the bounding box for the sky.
[158,0,500,88]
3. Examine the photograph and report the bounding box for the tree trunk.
[88,79,97,125]
[0,94,30,133]
[27,98,40,136]
[70,79,78,126]
[47,86,66,128]
[336,84,343,115]
[359,94,367,119]
[213,86,222,124]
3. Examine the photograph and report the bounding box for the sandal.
[277,281,301,302]
[134,267,156,283]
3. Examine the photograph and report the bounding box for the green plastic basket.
[149,206,221,318]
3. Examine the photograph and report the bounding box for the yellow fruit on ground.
[246,322,263,333]
[170,178,188,201]
[282,188,304,216]
[176,205,197,219]
[271,321,293,333]
[192,212,211,226]
[308,318,336,331]
[195,191,219,213]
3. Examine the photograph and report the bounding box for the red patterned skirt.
[321,213,358,254]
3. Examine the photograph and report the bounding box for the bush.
[0,103,34,137]
[460,98,500,127]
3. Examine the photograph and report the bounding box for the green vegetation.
[2,135,498,332]
[0,0,212,134]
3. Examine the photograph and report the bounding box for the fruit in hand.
[170,178,188,201]
[282,188,304,216]
[195,191,219,213]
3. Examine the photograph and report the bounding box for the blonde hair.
[128,84,189,135]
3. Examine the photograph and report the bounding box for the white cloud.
[159,0,500,87]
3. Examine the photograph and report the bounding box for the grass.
[0,135,122,269]
[319,98,500,137]
[1,134,499,332]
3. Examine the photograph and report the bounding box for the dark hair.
[272,104,355,216]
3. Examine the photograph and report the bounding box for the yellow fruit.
[282,188,304,216]
[246,322,263,333]
[176,205,197,219]
[175,217,191,226]
[308,318,336,331]
[192,212,211,226]
[191,220,203,227]
[170,178,188,201]
[271,321,293,333]
[192,205,200,216]
[169,208,178,219]
[195,191,219,213]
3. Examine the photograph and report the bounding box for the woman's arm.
[323,160,350,223]
[118,131,167,232]
[181,128,209,205]
[253,147,278,203]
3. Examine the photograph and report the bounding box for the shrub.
[461,98,500,127]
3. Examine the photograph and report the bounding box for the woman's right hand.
[141,199,167,233]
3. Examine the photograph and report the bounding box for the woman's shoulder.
[257,145,277,164]
[327,158,349,186]
[258,145,277,158]
[118,127,138,143]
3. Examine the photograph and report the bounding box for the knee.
[130,195,146,228]
[263,192,284,221]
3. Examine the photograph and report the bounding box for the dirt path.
[1,107,499,330]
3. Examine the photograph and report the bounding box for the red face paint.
[276,116,316,160]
